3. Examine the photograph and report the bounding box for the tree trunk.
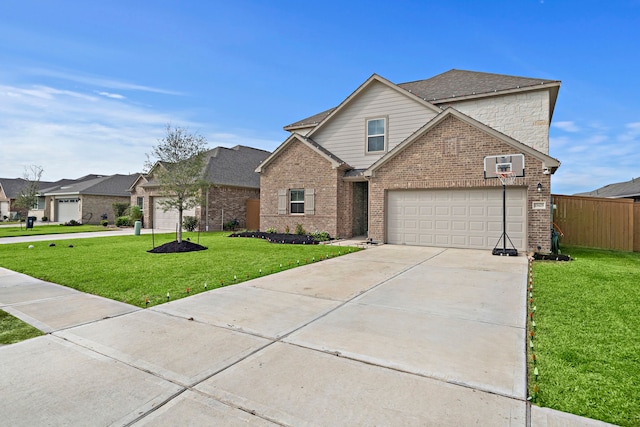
[177,206,183,243]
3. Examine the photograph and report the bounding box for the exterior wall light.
[537,182,543,193]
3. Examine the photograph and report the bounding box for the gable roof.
[0,178,56,199]
[256,133,347,173]
[575,178,640,198]
[44,174,138,197]
[364,108,560,176]
[203,145,271,188]
[398,69,560,103]
[284,69,561,132]
[285,74,441,133]
[141,145,270,189]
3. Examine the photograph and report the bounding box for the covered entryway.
[386,188,526,250]
[56,198,80,223]
[153,197,196,230]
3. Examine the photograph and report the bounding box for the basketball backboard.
[484,154,525,179]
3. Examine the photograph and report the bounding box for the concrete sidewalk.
[0,244,617,426]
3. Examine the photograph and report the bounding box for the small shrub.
[265,227,277,233]
[183,216,198,232]
[41,216,48,222]
[112,202,129,218]
[223,218,239,231]
[116,216,131,227]
[284,225,290,234]
[100,220,109,227]
[295,223,306,235]
[311,231,331,242]
[130,205,143,222]
[64,219,82,226]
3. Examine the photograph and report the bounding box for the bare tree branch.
[146,125,209,242]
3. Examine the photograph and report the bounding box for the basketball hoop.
[497,171,516,186]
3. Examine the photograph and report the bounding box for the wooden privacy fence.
[552,194,640,252]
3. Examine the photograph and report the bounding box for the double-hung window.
[278,188,314,215]
[289,189,304,214]
[366,118,386,153]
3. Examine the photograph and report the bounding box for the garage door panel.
[154,198,196,230]
[451,206,467,216]
[387,188,526,250]
[451,221,467,231]
[469,221,485,232]
[435,220,450,231]
[419,206,434,215]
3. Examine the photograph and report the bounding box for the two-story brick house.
[257,70,561,252]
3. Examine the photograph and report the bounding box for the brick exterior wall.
[259,139,346,237]
[81,195,130,224]
[203,186,260,231]
[368,115,552,252]
[130,178,259,231]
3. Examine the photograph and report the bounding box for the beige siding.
[311,81,437,169]
[444,90,551,154]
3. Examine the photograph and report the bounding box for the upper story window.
[366,118,386,153]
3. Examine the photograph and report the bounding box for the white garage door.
[387,188,526,250]
[153,197,196,230]
[57,198,80,223]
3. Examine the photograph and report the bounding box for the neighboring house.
[257,69,562,252]
[42,174,139,224]
[575,178,640,201]
[0,178,54,220]
[130,145,270,230]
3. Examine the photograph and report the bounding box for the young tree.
[14,165,44,226]
[146,125,209,243]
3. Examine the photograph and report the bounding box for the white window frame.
[365,116,387,154]
[289,189,304,214]
[137,196,144,212]
[277,188,315,215]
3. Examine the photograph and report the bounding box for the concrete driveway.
[0,244,614,426]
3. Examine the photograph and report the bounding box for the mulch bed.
[229,231,319,245]
[148,240,208,253]
[533,253,572,261]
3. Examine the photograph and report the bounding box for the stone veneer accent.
[444,90,551,154]
[368,115,552,252]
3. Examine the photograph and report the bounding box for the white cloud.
[98,91,126,99]
[618,121,640,142]
[24,67,184,96]
[552,121,580,132]
[0,81,280,182]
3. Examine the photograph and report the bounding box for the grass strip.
[0,231,359,308]
[0,310,44,344]
[529,246,640,426]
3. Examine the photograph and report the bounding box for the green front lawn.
[0,310,43,344]
[530,246,640,426]
[0,224,115,238]
[0,232,358,308]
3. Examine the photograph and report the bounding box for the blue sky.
[0,0,638,194]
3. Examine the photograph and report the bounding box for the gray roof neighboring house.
[0,178,55,199]
[203,145,271,188]
[284,69,561,131]
[575,177,640,199]
[44,174,138,197]
[142,145,270,189]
